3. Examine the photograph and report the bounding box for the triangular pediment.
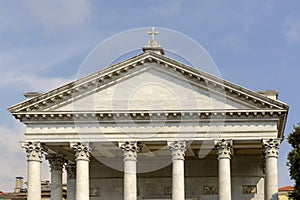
[8,51,288,114]
[51,66,254,111]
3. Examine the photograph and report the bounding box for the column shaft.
[172,159,185,200]
[124,159,137,200]
[265,157,278,200]
[47,154,65,200]
[27,160,41,200]
[263,139,280,200]
[51,170,63,200]
[76,160,89,200]
[168,141,187,200]
[22,142,44,200]
[119,142,139,200]
[66,164,76,200]
[67,179,76,200]
[72,142,91,200]
[218,158,231,200]
[215,139,232,200]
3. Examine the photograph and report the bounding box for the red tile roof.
[279,186,294,191]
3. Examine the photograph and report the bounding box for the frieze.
[242,185,257,194]
[203,186,218,195]
[13,110,285,123]
[89,188,101,197]
[163,186,172,196]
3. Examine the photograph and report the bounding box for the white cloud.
[0,124,25,153]
[284,16,300,44]
[0,123,52,191]
[0,124,26,191]
[0,70,73,92]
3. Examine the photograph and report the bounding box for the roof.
[279,186,294,192]
[7,50,289,138]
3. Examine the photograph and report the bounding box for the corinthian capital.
[263,139,281,158]
[71,142,91,161]
[46,154,65,171]
[214,139,232,159]
[168,141,187,160]
[119,141,140,161]
[66,164,76,179]
[21,142,44,162]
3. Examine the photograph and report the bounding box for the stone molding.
[168,141,187,160]
[46,154,65,171]
[71,142,91,161]
[119,142,140,161]
[13,110,285,123]
[66,164,76,179]
[9,51,287,114]
[215,139,233,159]
[263,138,281,158]
[21,142,45,162]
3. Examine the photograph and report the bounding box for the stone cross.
[148,27,159,41]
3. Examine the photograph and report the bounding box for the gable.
[8,51,288,114]
[51,66,253,111]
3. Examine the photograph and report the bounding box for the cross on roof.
[148,27,159,41]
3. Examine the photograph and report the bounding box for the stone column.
[46,154,65,200]
[168,141,187,200]
[66,164,76,200]
[72,142,91,200]
[21,142,44,200]
[215,139,232,200]
[263,139,280,200]
[119,142,140,200]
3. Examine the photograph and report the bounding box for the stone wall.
[89,155,264,200]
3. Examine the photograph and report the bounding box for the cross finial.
[143,27,164,55]
[148,27,159,41]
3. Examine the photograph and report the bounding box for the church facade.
[8,32,288,200]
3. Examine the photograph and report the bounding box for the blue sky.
[0,0,299,191]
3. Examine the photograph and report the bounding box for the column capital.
[263,138,281,158]
[119,141,140,161]
[66,164,76,179]
[214,139,232,159]
[46,154,65,171]
[168,141,187,160]
[21,141,45,162]
[71,142,91,161]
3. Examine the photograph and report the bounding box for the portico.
[19,138,282,200]
[9,31,288,200]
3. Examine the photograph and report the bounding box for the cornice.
[8,52,288,113]
[12,109,286,124]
